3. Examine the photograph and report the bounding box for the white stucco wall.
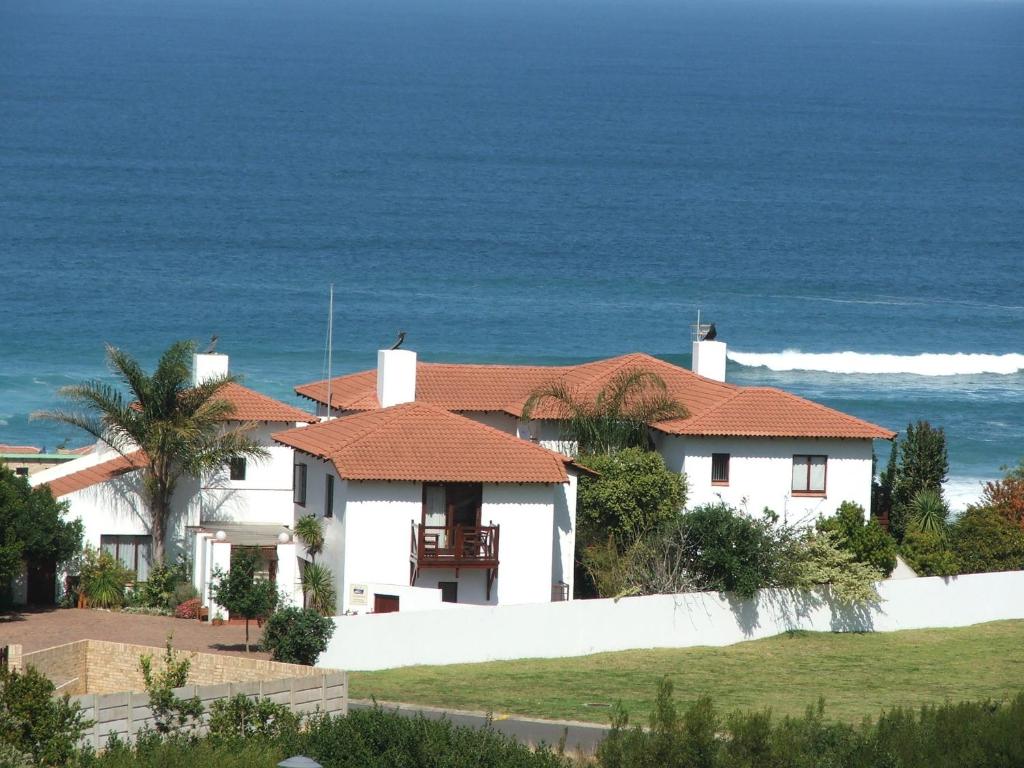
[483,483,556,606]
[320,570,1024,671]
[654,434,875,525]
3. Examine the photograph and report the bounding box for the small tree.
[300,562,337,616]
[261,607,335,665]
[0,467,83,598]
[577,448,686,550]
[293,515,324,564]
[139,637,202,735]
[889,421,949,542]
[817,501,897,576]
[209,548,278,652]
[979,460,1024,530]
[909,489,950,538]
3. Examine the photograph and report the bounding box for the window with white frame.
[792,455,827,495]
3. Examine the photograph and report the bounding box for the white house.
[296,336,895,528]
[273,350,584,613]
[29,353,316,610]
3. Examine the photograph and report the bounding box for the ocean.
[1,0,1022,507]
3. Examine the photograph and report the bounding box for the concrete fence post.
[321,674,326,712]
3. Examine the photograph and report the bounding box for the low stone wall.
[72,672,348,749]
[15,639,326,695]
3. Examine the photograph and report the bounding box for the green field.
[349,621,1024,725]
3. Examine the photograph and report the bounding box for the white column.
[275,542,302,609]
[209,541,232,619]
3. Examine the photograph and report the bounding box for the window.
[422,483,483,549]
[325,473,334,518]
[100,535,152,581]
[711,453,730,485]
[293,463,307,506]
[439,581,458,603]
[15,467,29,477]
[792,455,827,495]
[228,457,246,481]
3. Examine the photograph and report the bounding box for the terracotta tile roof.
[131,382,316,423]
[215,382,317,424]
[59,445,94,456]
[0,445,42,454]
[294,352,893,439]
[45,450,147,498]
[273,403,573,483]
[653,388,897,439]
[295,353,737,419]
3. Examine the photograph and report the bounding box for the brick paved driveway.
[0,608,270,659]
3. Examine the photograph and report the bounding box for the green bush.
[901,529,959,576]
[207,695,300,741]
[817,501,897,576]
[261,607,335,665]
[139,639,203,735]
[0,665,91,766]
[596,681,1024,768]
[138,558,192,610]
[79,547,133,609]
[576,448,685,549]
[951,506,1024,575]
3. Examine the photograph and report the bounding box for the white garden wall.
[319,570,1024,671]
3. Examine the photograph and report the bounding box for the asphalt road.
[349,699,611,754]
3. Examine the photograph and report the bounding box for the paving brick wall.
[19,640,89,694]
[71,672,348,750]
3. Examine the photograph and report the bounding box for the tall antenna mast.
[325,283,334,420]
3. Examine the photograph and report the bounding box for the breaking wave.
[727,350,1024,376]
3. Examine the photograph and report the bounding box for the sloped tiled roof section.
[215,382,317,423]
[294,353,893,440]
[273,403,573,483]
[0,444,42,454]
[653,388,897,439]
[295,353,738,418]
[46,450,147,498]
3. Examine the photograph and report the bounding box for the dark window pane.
[711,453,730,484]
[229,457,246,481]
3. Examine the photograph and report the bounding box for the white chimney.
[376,349,417,407]
[192,353,229,386]
[692,339,727,382]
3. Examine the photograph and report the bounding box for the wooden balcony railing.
[410,522,500,599]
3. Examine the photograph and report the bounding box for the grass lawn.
[349,620,1024,725]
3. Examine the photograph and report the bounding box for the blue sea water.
[1,0,1022,505]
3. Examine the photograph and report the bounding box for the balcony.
[410,523,500,599]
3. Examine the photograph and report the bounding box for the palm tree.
[293,514,324,564]
[36,340,268,562]
[910,488,950,537]
[522,367,688,456]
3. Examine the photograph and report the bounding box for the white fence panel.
[320,570,1024,671]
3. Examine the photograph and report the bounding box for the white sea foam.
[727,350,1024,376]
[945,477,989,513]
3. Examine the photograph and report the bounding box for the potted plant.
[211,609,225,626]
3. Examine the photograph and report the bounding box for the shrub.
[980,460,1024,529]
[173,598,201,619]
[900,529,959,577]
[139,638,203,735]
[301,562,337,616]
[261,607,335,665]
[950,505,1024,574]
[783,530,882,605]
[909,488,950,537]
[817,501,897,576]
[138,558,192,610]
[79,547,133,608]
[0,665,91,766]
[207,694,300,741]
[576,448,685,550]
[889,421,949,542]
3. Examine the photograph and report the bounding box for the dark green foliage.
[79,547,134,609]
[76,706,569,767]
[139,638,203,735]
[900,530,959,577]
[817,501,897,576]
[0,466,83,593]
[0,665,91,766]
[261,607,335,665]
[889,421,949,542]
[138,558,192,610]
[207,695,299,741]
[950,506,1024,575]
[209,548,279,652]
[596,684,1024,768]
[576,448,686,549]
[674,504,776,599]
